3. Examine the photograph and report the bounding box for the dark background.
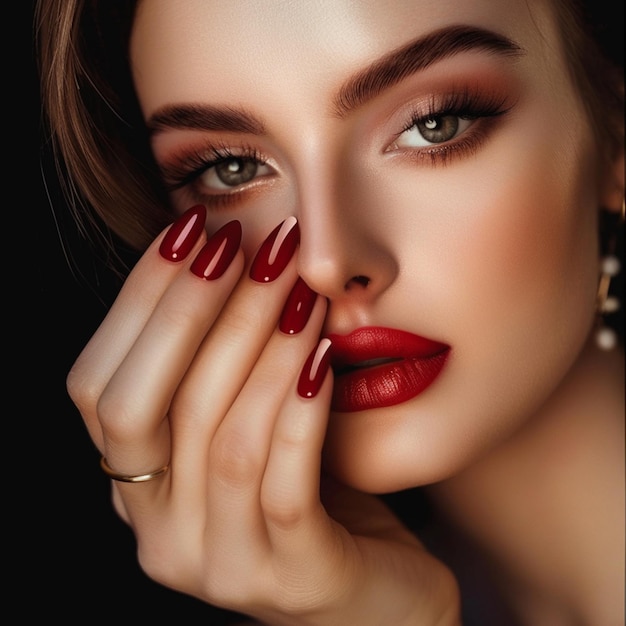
[25,1,622,622]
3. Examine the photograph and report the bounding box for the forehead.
[130,0,561,116]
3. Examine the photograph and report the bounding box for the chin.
[321,407,483,494]
[321,383,538,493]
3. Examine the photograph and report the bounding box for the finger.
[97,220,244,488]
[261,337,333,551]
[199,290,327,568]
[101,217,297,527]
[68,205,209,444]
[166,217,302,487]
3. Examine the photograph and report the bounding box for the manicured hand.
[68,205,460,626]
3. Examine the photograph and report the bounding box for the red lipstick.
[328,327,450,412]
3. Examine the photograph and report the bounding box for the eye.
[386,89,514,160]
[159,145,276,203]
[199,156,273,190]
[394,114,474,148]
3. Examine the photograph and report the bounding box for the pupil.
[216,158,258,186]
[419,115,459,143]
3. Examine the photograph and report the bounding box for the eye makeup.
[385,85,515,166]
[154,79,518,211]
[159,142,276,210]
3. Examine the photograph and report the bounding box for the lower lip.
[331,349,450,412]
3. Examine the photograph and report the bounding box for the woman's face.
[130,0,605,491]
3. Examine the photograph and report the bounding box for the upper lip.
[328,326,449,374]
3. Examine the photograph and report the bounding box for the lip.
[328,326,450,412]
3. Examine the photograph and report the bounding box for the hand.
[67,207,460,626]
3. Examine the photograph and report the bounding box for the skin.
[67,0,624,623]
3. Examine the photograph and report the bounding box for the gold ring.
[100,456,169,483]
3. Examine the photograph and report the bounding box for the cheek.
[325,127,601,492]
[435,101,601,357]
[443,151,599,355]
[376,113,600,350]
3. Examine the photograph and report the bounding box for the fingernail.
[298,338,332,399]
[249,216,299,283]
[190,220,242,280]
[279,277,317,335]
[159,205,207,262]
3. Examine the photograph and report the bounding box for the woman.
[36,1,624,624]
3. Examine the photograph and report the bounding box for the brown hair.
[36,0,624,266]
[36,0,169,256]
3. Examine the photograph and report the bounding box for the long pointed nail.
[159,205,207,262]
[298,338,332,399]
[190,220,242,280]
[249,217,299,283]
[279,278,317,335]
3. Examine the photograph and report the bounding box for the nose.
[295,174,399,305]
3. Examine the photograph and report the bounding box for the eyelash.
[390,89,511,165]
[161,143,271,208]
[159,89,512,208]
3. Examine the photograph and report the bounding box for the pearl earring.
[595,253,621,350]
[595,199,624,351]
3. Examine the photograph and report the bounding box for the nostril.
[345,275,371,290]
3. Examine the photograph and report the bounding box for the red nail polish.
[159,205,207,262]
[249,217,299,283]
[298,338,332,399]
[190,220,242,280]
[279,277,317,335]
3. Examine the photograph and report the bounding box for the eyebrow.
[146,24,523,136]
[147,104,265,136]
[333,25,524,116]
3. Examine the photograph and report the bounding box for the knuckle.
[66,365,102,416]
[96,389,146,439]
[261,484,307,530]
[156,294,203,329]
[276,420,310,450]
[209,428,263,489]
